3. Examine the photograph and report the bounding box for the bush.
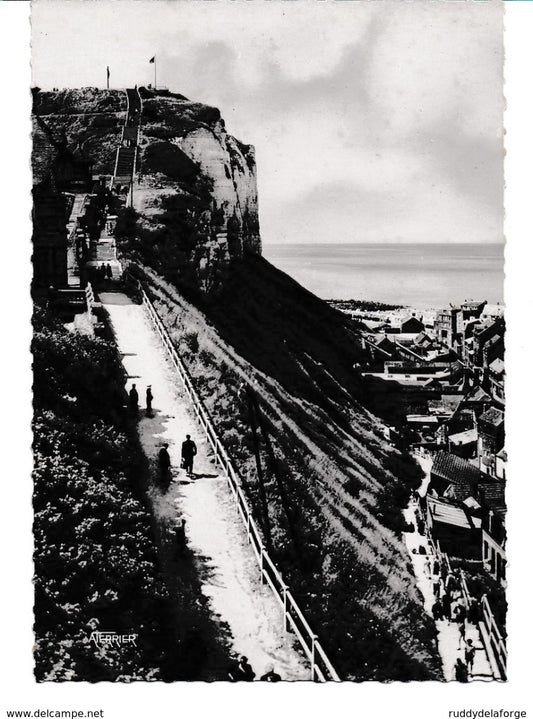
[32,308,230,680]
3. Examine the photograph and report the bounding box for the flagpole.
[154,55,157,90]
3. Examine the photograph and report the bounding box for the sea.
[262,243,504,309]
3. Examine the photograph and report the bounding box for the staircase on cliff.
[112,88,142,188]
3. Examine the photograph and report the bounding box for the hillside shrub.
[32,308,230,680]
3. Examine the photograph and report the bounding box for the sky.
[31,0,504,246]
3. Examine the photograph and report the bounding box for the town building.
[435,306,460,346]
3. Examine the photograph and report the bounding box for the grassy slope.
[135,260,443,681]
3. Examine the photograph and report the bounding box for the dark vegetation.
[141,141,200,183]
[31,89,126,179]
[32,88,126,116]
[140,88,221,140]
[32,308,230,680]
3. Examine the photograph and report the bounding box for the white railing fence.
[138,281,340,682]
[85,282,95,314]
[458,570,507,681]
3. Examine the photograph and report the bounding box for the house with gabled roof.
[430,450,482,496]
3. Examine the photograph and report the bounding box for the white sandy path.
[100,292,309,680]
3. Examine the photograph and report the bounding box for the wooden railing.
[85,282,95,314]
[139,283,340,682]
[458,570,507,681]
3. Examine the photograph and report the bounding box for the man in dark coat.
[432,600,443,622]
[106,263,113,279]
[175,519,186,557]
[454,658,468,683]
[441,592,452,621]
[146,386,153,417]
[260,664,282,682]
[181,434,197,477]
[158,443,171,488]
[228,656,255,682]
[129,383,139,413]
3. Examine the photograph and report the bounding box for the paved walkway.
[100,292,309,681]
[403,499,493,681]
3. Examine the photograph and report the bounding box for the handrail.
[138,282,340,682]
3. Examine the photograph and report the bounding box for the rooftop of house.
[489,358,505,376]
[432,450,482,485]
[428,395,464,416]
[485,333,503,346]
[479,406,505,427]
[461,300,487,311]
[427,495,482,530]
[474,317,505,339]
[437,306,460,315]
[464,385,492,404]
[414,331,434,348]
[478,481,506,514]
[406,414,440,425]
[448,428,478,445]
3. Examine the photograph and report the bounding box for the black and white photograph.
[3,0,533,711]
[29,0,508,684]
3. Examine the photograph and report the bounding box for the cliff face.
[32,87,260,293]
[132,88,260,292]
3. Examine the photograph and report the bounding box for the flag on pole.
[106,66,110,89]
[149,56,155,64]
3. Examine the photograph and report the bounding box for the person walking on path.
[458,618,467,648]
[146,385,153,417]
[181,434,197,477]
[174,519,187,558]
[465,639,477,675]
[158,443,171,489]
[431,600,443,622]
[441,592,452,621]
[106,263,113,280]
[129,383,139,414]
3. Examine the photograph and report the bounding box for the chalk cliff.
[32,87,261,293]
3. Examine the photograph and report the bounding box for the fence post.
[260,546,264,584]
[283,584,288,632]
[311,634,317,681]
[247,512,251,542]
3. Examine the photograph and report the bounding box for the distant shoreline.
[263,243,504,308]
[263,241,505,247]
